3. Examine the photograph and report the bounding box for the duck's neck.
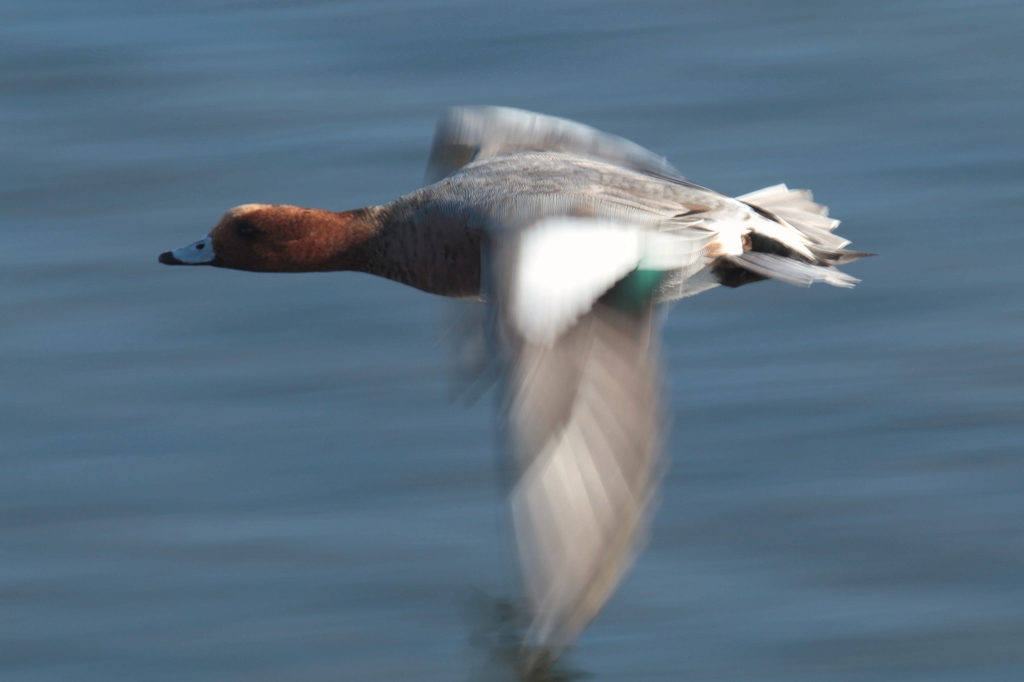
[305,201,481,298]
[301,206,387,271]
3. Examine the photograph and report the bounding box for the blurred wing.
[503,301,664,654]
[425,106,684,184]
[438,297,498,404]
[489,215,668,656]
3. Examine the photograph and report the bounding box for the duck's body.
[160,107,866,675]
[365,151,735,299]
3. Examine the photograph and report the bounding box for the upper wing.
[486,209,687,662]
[425,106,684,185]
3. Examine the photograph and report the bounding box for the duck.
[160,106,867,675]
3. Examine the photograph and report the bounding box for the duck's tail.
[715,184,871,289]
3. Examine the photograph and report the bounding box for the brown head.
[159,204,381,272]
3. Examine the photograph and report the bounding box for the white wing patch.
[509,218,713,345]
[510,219,645,346]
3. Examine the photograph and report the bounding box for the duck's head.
[159,204,378,272]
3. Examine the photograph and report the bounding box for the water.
[3,1,1023,679]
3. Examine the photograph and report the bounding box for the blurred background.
[2,0,1023,680]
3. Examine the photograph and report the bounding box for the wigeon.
[161,106,867,675]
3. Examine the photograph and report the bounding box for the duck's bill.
[159,237,217,265]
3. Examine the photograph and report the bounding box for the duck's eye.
[238,224,256,236]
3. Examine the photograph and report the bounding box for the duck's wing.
[425,106,684,184]
[485,205,708,665]
[501,298,663,660]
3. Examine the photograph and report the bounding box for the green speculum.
[600,268,667,313]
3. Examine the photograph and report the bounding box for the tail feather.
[734,184,870,287]
[738,184,836,229]
[727,252,859,288]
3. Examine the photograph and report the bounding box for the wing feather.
[426,106,683,184]
[496,251,665,657]
[481,205,673,662]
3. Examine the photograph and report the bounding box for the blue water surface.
[2,1,1023,680]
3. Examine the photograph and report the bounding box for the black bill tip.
[159,251,183,265]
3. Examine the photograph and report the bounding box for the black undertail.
[711,229,807,288]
